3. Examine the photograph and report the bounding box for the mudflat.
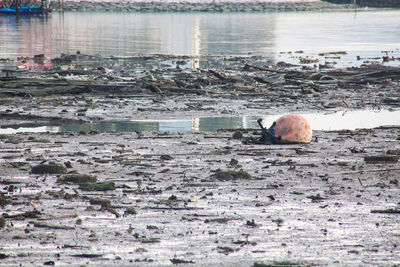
[0,53,400,266]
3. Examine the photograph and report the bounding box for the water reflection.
[1,11,399,66]
[1,110,399,134]
[61,121,170,132]
[0,12,277,59]
[0,16,53,58]
[54,12,276,57]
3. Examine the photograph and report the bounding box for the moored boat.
[0,2,51,15]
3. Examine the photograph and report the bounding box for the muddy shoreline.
[1,54,400,266]
[1,53,400,125]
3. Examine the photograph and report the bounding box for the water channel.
[1,109,399,134]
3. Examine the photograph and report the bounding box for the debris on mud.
[89,198,111,207]
[33,221,75,230]
[217,246,238,255]
[253,260,311,267]
[71,254,103,258]
[170,258,195,264]
[3,210,41,219]
[205,217,240,224]
[364,155,399,163]
[371,209,400,214]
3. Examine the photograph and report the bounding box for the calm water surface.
[1,10,400,63]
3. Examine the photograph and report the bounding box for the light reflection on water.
[0,11,400,67]
[1,110,399,134]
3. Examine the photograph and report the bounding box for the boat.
[0,2,52,16]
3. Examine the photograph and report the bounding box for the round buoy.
[258,114,312,144]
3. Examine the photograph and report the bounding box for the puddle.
[1,109,399,134]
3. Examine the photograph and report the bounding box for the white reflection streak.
[191,117,200,132]
[192,16,200,69]
[242,116,248,129]
[0,126,59,134]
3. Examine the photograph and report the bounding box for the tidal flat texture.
[0,54,400,266]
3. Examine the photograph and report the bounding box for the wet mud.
[1,54,400,266]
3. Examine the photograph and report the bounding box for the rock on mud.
[31,163,67,174]
[232,130,243,140]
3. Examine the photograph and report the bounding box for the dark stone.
[168,195,178,201]
[232,130,243,140]
[229,158,239,166]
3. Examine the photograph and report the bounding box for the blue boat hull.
[0,6,50,15]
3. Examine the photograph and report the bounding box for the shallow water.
[0,10,400,66]
[1,109,399,134]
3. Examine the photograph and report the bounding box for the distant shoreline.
[54,0,356,12]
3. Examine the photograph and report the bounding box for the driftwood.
[364,155,399,164]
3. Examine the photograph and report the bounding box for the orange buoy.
[258,114,312,144]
